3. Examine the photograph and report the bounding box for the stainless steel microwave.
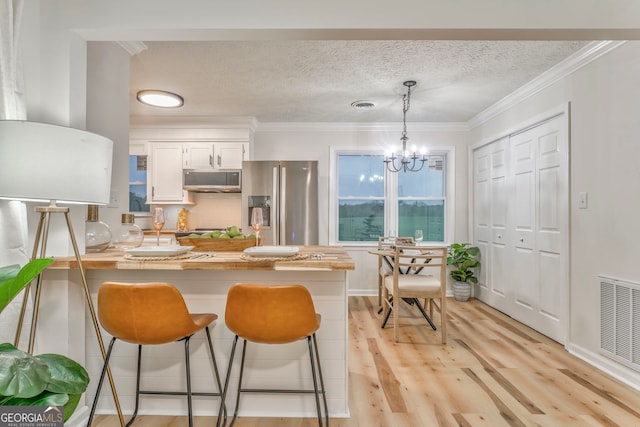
[183,169,241,193]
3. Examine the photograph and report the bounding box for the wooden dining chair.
[376,236,416,306]
[381,245,448,343]
[376,236,396,306]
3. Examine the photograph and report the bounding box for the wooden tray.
[177,236,262,251]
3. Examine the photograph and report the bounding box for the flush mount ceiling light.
[136,90,184,108]
[384,80,428,173]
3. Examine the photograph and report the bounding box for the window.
[129,155,149,212]
[332,150,451,244]
[337,154,385,241]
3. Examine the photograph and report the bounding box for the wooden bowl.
[177,236,262,252]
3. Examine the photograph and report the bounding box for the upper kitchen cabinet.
[148,143,194,204]
[214,142,248,169]
[130,118,255,204]
[183,143,213,169]
[183,142,248,170]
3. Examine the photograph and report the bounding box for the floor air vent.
[599,275,640,372]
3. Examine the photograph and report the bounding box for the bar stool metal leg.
[205,327,227,427]
[88,337,117,427]
[312,333,329,426]
[126,345,143,426]
[218,335,239,427]
[184,337,194,427]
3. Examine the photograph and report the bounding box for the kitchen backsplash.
[136,193,241,231]
[189,193,242,230]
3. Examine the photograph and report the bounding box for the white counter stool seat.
[87,282,226,427]
[220,283,329,426]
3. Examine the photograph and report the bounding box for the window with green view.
[335,152,446,243]
[337,154,385,241]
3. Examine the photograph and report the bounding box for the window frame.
[329,146,455,246]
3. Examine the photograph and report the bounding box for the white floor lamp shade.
[0,120,113,205]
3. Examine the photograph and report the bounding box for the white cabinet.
[148,141,248,203]
[183,143,214,169]
[148,143,193,204]
[183,142,248,170]
[214,142,247,169]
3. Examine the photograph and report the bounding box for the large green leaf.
[37,353,89,394]
[0,390,69,406]
[0,343,50,398]
[0,258,53,314]
[63,393,82,422]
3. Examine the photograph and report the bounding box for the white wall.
[469,40,640,387]
[87,42,131,229]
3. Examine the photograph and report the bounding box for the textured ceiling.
[129,40,589,123]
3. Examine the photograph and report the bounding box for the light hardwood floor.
[93,296,640,427]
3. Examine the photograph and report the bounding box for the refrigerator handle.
[272,166,279,245]
[280,166,287,244]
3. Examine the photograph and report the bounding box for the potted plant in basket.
[0,258,89,421]
[447,243,481,301]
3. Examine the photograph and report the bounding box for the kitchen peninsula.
[45,246,354,421]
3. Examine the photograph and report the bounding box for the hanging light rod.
[384,80,428,173]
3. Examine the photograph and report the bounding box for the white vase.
[452,281,472,302]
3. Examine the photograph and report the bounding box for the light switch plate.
[578,191,588,209]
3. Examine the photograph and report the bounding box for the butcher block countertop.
[48,245,355,271]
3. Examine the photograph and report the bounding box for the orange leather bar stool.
[87,282,226,427]
[219,283,329,426]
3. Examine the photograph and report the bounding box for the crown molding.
[256,121,469,133]
[468,40,626,129]
[130,115,258,131]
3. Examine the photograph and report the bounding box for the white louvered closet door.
[473,112,569,344]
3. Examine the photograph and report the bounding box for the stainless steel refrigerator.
[241,160,318,246]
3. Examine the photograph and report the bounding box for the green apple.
[187,234,201,238]
[227,225,241,237]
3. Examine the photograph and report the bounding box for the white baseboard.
[566,342,640,391]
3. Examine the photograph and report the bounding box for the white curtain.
[0,0,30,344]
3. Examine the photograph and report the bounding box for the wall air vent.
[428,155,444,171]
[599,275,640,372]
[350,100,376,109]
[136,155,147,171]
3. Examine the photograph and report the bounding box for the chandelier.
[384,80,427,173]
